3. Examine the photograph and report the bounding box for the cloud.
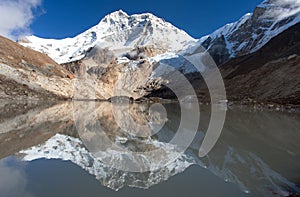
[0,0,42,40]
[0,157,33,197]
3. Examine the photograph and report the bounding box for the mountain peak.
[20,10,196,64]
[258,0,300,7]
[255,0,300,19]
[99,10,164,26]
[104,9,129,19]
[98,10,129,25]
[193,0,300,65]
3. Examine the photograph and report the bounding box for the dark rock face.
[198,0,300,65]
[62,46,116,79]
[123,46,166,61]
[108,96,134,103]
[145,85,177,100]
[252,6,266,19]
[182,23,300,105]
[219,23,300,104]
[87,66,106,79]
[87,47,116,65]
[61,60,83,76]
[206,35,231,65]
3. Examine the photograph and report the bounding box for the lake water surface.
[0,101,299,197]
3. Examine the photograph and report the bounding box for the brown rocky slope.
[220,23,300,105]
[0,36,74,100]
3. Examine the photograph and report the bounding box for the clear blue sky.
[31,0,263,39]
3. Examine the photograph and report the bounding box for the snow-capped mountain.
[189,0,300,64]
[19,0,300,66]
[19,10,196,64]
[15,0,300,101]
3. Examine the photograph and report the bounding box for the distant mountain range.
[0,0,298,104]
[19,0,300,66]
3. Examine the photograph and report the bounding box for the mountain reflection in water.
[0,101,299,196]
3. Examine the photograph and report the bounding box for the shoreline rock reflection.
[0,101,299,195]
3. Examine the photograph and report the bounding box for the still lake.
[0,101,299,197]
